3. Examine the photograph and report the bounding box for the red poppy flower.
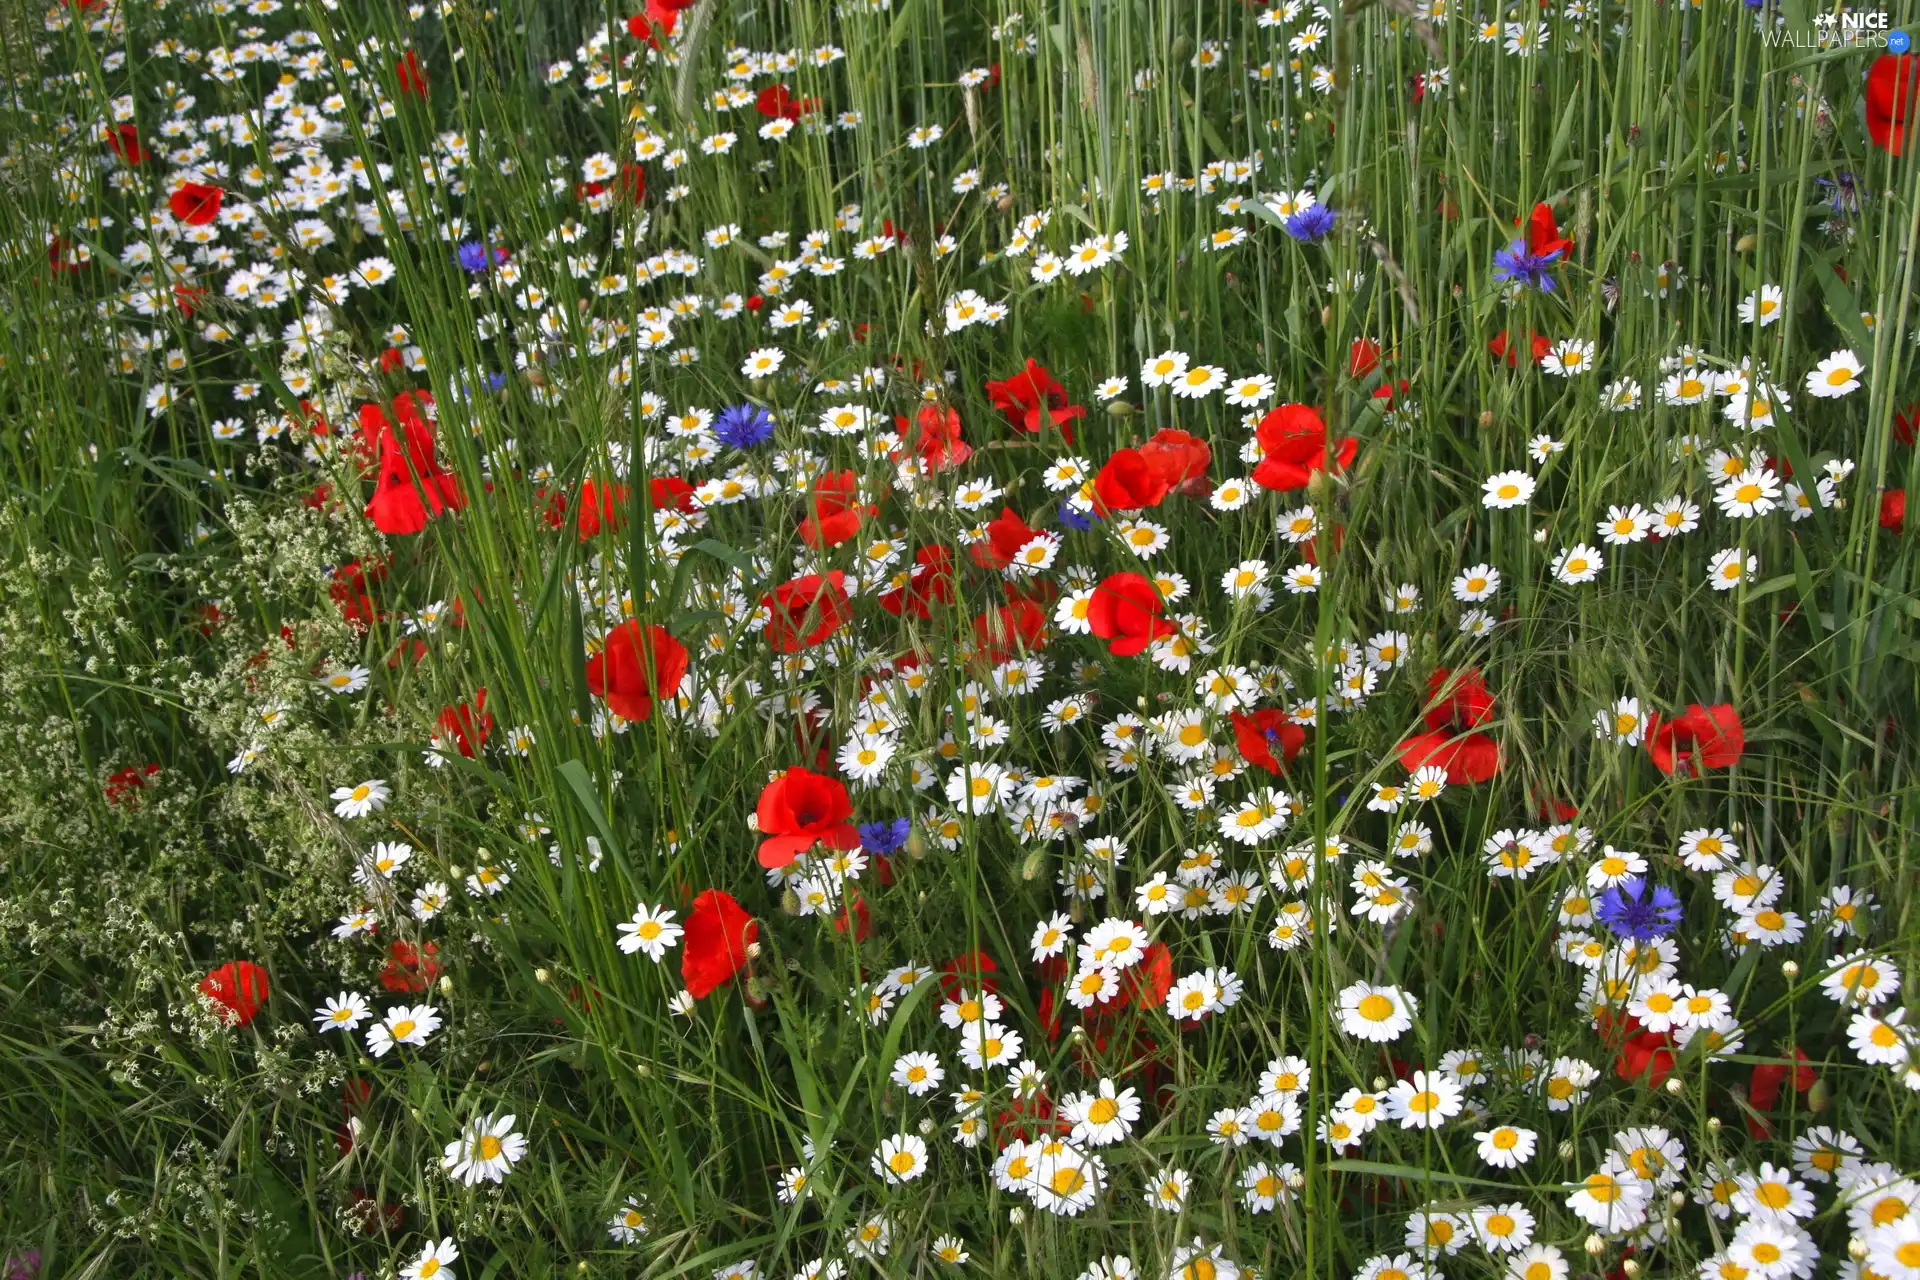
[1525,202,1573,259]
[993,1093,1069,1147]
[1251,403,1357,492]
[435,689,491,758]
[361,390,446,462]
[939,950,999,1002]
[1866,54,1918,155]
[1372,379,1412,410]
[984,359,1085,442]
[832,891,871,942]
[1395,667,1501,783]
[168,182,224,226]
[533,486,569,529]
[1092,448,1170,512]
[48,233,83,275]
[972,599,1048,665]
[1349,338,1382,378]
[364,398,463,534]
[618,162,646,203]
[171,281,209,316]
[1395,727,1501,784]
[1615,1028,1676,1086]
[200,961,270,1026]
[682,890,757,999]
[329,559,386,631]
[1145,428,1213,494]
[878,545,956,619]
[763,571,852,652]
[972,506,1042,570]
[799,470,873,548]
[586,620,688,722]
[105,762,161,807]
[1081,941,1173,1029]
[1231,709,1307,774]
[755,83,814,121]
[1098,449,1167,514]
[105,124,147,165]
[1087,572,1175,657]
[576,479,630,540]
[379,940,441,993]
[1645,703,1744,776]
[898,403,972,472]
[1895,402,1920,447]
[396,49,428,97]
[1747,1047,1816,1137]
[1489,329,1553,367]
[755,765,860,869]
[649,475,697,512]
[1881,489,1906,534]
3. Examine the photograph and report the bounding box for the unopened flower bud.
[1623,1260,1641,1277]
[1585,1234,1606,1257]
[1707,1116,1722,1131]
[1669,1191,1688,1209]
[1106,399,1136,418]
[1008,1206,1026,1225]
[746,940,763,960]
[1781,960,1800,979]
[534,968,551,984]
[1558,1140,1576,1160]
[1850,1240,1869,1261]
[438,974,453,993]
[1665,1076,1685,1096]
[1478,410,1495,428]
[1373,1076,1388,1091]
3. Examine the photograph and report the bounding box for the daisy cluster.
[16,0,1920,1279]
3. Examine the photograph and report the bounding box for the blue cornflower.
[1814,171,1861,215]
[456,241,496,273]
[714,403,776,449]
[1594,876,1684,942]
[858,818,911,857]
[1058,501,1096,531]
[1492,239,1561,292]
[1281,204,1337,242]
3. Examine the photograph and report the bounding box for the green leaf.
[558,758,625,861]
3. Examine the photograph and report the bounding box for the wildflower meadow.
[4,0,1920,1277]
